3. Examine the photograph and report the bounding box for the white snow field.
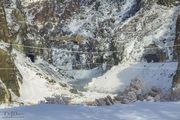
[87,62,178,94]
[0,102,180,120]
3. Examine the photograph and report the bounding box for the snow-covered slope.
[10,50,114,105]
[1,102,180,120]
[87,62,178,94]
[13,50,80,104]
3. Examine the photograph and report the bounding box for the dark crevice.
[27,54,35,62]
[144,54,160,63]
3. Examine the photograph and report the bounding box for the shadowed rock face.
[0,0,22,103]
[0,49,22,102]
[157,0,180,6]
[172,16,180,100]
[27,54,35,62]
[174,16,180,84]
[0,1,10,43]
[0,80,10,104]
[144,54,160,63]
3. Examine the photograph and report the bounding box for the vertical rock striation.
[0,0,22,103]
[172,15,180,100]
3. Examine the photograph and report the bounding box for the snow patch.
[1,102,180,120]
[87,62,178,94]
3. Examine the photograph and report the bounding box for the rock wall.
[0,0,22,103]
[157,0,180,7]
[0,0,10,43]
[172,15,180,100]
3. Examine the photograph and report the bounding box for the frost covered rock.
[172,15,180,100]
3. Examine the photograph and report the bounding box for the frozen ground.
[0,102,180,120]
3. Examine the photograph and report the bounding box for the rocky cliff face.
[0,0,23,104]
[4,0,145,70]
[172,15,180,100]
[0,0,180,105]
[157,0,180,7]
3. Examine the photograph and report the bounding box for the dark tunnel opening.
[144,54,160,63]
[27,54,35,63]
